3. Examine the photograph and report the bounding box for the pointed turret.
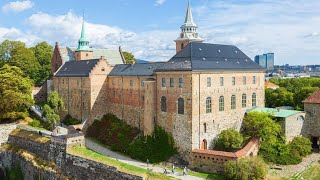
[175,0,203,53]
[76,15,90,52]
[75,14,93,61]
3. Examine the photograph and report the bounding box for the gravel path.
[268,153,320,178]
[85,138,204,180]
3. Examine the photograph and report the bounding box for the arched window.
[202,139,207,150]
[252,93,257,107]
[219,96,224,111]
[181,43,184,50]
[206,97,212,113]
[161,96,167,112]
[178,97,184,114]
[231,95,236,110]
[242,94,247,108]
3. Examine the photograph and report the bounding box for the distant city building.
[254,53,274,71]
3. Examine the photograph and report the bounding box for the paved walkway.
[268,152,320,178]
[85,138,204,180]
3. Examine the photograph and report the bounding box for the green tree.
[9,44,41,85]
[43,104,60,127]
[47,91,64,112]
[0,40,25,67]
[0,65,34,122]
[215,129,243,151]
[31,42,53,82]
[224,157,267,180]
[123,51,136,64]
[288,136,312,157]
[265,88,294,108]
[294,86,319,110]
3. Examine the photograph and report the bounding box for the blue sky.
[0,0,320,65]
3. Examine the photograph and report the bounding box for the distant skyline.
[0,0,320,65]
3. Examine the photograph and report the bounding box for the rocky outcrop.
[0,123,16,146]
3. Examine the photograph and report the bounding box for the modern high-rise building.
[254,53,274,71]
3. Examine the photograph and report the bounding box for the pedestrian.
[163,166,167,174]
[183,166,187,176]
[146,159,149,168]
[171,163,175,174]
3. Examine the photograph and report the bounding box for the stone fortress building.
[51,1,265,160]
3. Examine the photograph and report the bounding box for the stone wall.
[283,112,305,142]
[302,103,320,138]
[0,123,16,146]
[64,154,142,180]
[8,135,51,161]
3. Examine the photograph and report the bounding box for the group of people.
[163,164,188,176]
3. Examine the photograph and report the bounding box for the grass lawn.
[10,128,50,144]
[68,145,176,180]
[300,163,320,180]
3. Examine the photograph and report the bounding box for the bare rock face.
[0,123,16,146]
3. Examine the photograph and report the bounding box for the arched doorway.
[202,139,207,150]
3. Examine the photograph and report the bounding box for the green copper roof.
[76,16,90,51]
[248,107,301,118]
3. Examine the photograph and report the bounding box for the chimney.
[100,56,105,61]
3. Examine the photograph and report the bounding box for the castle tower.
[75,14,93,61]
[175,0,203,53]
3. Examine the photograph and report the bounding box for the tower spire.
[174,0,203,53]
[76,12,90,51]
[184,0,196,27]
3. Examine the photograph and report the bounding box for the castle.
[51,1,265,160]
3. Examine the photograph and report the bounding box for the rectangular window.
[220,77,224,86]
[179,78,183,88]
[207,77,211,87]
[162,77,166,87]
[232,77,236,86]
[112,79,115,86]
[253,76,256,84]
[130,80,133,94]
[141,80,145,87]
[170,77,174,87]
[243,76,246,85]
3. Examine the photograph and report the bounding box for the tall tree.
[123,51,136,64]
[31,42,53,81]
[47,91,64,112]
[0,65,34,122]
[0,40,25,67]
[294,86,319,110]
[9,43,41,85]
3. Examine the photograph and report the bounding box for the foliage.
[243,112,303,165]
[31,42,53,82]
[128,126,177,163]
[9,43,42,85]
[123,51,136,64]
[215,129,243,151]
[266,78,320,110]
[288,136,312,158]
[86,114,139,153]
[224,157,267,180]
[0,40,25,67]
[47,91,64,112]
[0,65,34,123]
[43,104,60,127]
[62,114,81,126]
[5,165,24,180]
[265,88,294,108]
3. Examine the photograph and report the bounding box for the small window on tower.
[86,53,88,57]
[181,43,184,49]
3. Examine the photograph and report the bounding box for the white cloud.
[0,27,39,45]
[155,0,166,6]
[1,0,33,13]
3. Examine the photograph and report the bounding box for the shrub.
[86,114,139,153]
[62,115,81,126]
[215,129,243,151]
[288,136,312,157]
[128,126,177,163]
[43,104,60,128]
[5,165,24,180]
[224,157,267,180]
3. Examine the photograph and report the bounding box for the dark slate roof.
[109,62,165,76]
[54,59,100,77]
[156,42,265,71]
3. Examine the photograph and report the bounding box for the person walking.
[163,166,168,174]
[183,166,187,176]
[171,163,175,174]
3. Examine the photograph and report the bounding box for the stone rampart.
[0,123,17,146]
